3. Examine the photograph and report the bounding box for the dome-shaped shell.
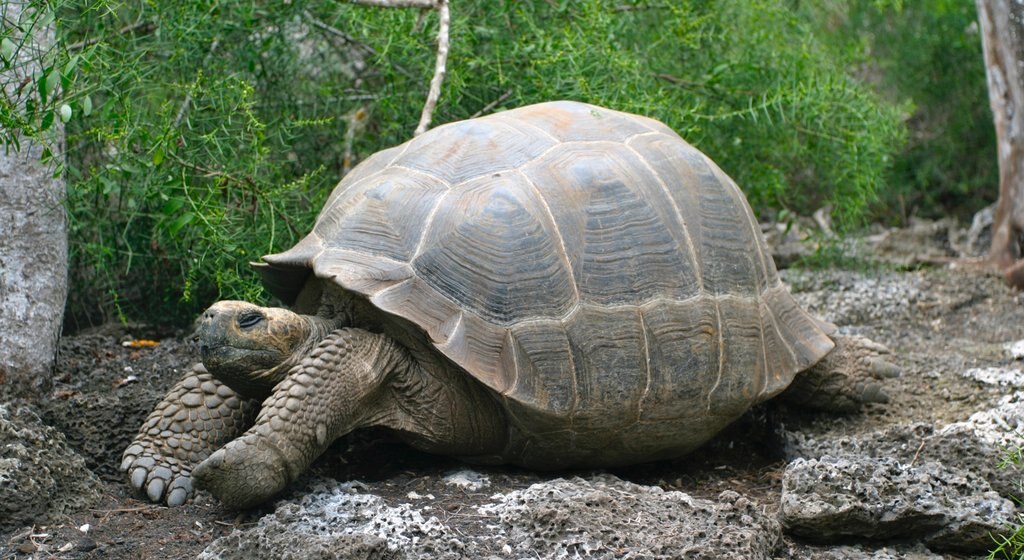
[260,101,833,450]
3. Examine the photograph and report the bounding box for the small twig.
[169,153,252,186]
[66,21,154,51]
[657,72,756,98]
[470,89,514,119]
[908,440,927,468]
[174,38,220,128]
[343,105,370,174]
[346,0,436,7]
[87,506,159,514]
[994,414,1014,431]
[212,519,257,528]
[414,0,449,136]
[656,73,705,89]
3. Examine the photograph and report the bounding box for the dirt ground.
[2,249,1022,559]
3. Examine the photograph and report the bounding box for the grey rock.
[761,218,819,268]
[780,543,944,560]
[441,469,490,491]
[0,403,102,531]
[779,455,1014,552]
[478,475,780,560]
[945,390,1024,450]
[198,481,457,560]
[785,414,1024,498]
[867,218,959,267]
[200,475,781,560]
[964,203,996,258]
[782,269,930,327]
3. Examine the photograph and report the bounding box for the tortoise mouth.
[198,344,284,375]
[197,343,289,398]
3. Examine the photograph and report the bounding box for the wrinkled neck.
[233,314,340,399]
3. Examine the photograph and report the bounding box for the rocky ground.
[2,219,1024,559]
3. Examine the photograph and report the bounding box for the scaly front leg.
[191,328,395,509]
[122,364,258,505]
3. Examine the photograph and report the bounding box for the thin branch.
[343,105,370,174]
[174,38,219,128]
[87,506,159,514]
[469,88,514,119]
[656,72,705,89]
[908,440,926,468]
[414,0,449,136]
[169,152,250,185]
[66,21,154,51]
[346,0,436,7]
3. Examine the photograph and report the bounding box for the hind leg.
[781,334,900,412]
[121,364,258,506]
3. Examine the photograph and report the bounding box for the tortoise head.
[193,301,314,398]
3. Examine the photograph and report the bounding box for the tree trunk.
[976,0,1024,287]
[0,1,68,398]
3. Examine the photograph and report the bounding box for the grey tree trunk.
[0,1,68,398]
[975,0,1024,286]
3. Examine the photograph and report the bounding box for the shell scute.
[412,171,577,325]
[496,100,660,142]
[520,142,702,306]
[392,119,556,185]
[317,170,449,262]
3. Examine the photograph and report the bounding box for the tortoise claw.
[865,356,901,379]
[167,477,193,507]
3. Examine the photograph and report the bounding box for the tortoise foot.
[121,442,194,506]
[783,334,901,412]
[192,434,291,509]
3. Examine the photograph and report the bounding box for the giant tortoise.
[122,101,898,509]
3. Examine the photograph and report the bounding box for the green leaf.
[167,212,195,235]
[81,95,92,116]
[100,176,117,195]
[38,71,50,104]
[46,70,60,100]
[38,10,56,28]
[59,104,72,122]
[161,197,185,215]
[0,38,14,65]
[64,54,80,77]
[152,145,164,165]
[40,109,54,131]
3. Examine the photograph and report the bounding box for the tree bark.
[976,0,1024,286]
[0,1,68,398]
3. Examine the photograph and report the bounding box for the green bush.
[3,0,905,328]
[805,0,996,224]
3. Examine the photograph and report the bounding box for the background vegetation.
[0,0,992,328]
[804,0,996,224]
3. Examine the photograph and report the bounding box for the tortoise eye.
[237,312,263,329]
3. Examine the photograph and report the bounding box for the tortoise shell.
[259,101,833,459]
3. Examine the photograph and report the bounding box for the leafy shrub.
[805,0,996,224]
[3,0,905,327]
